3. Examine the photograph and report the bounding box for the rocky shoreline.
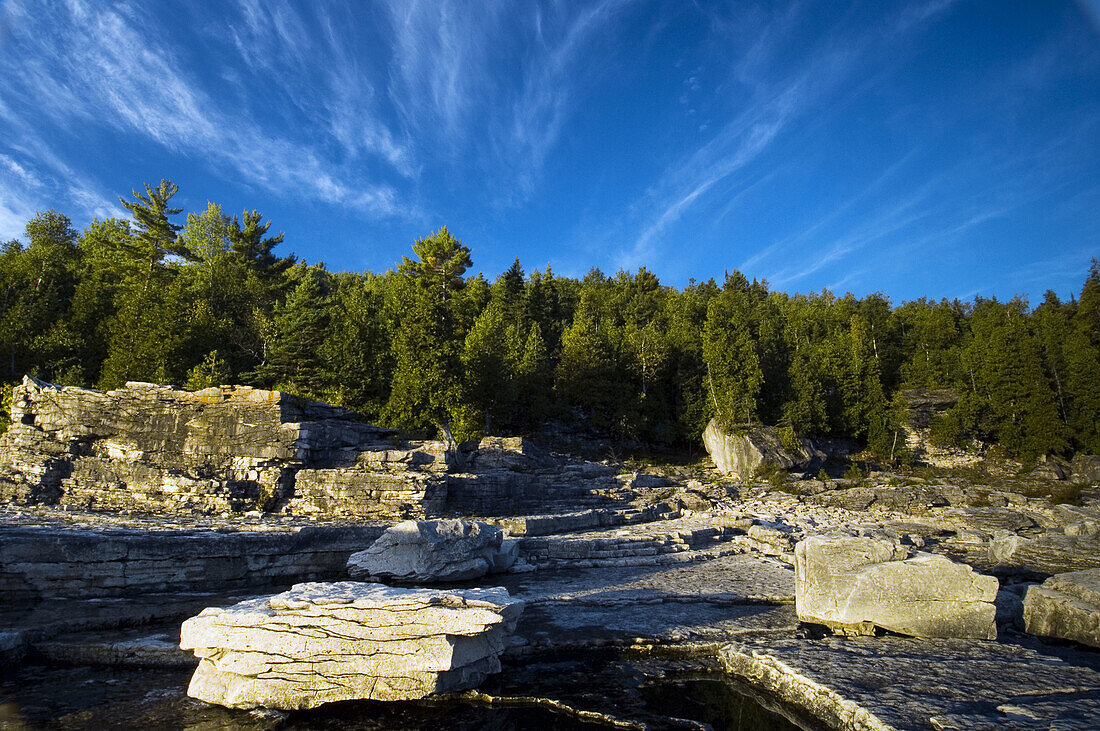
[2,379,1100,728]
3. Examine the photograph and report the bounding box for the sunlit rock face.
[794,534,998,639]
[0,376,394,514]
[179,581,524,710]
[1024,569,1100,649]
[346,519,518,583]
[702,420,819,479]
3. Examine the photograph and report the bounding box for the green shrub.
[843,462,865,481]
[755,462,796,492]
[1026,481,1085,506]
[0,383,12,435]
[778,426,800,453]
[185,350,232,391]
[817,467,829,482]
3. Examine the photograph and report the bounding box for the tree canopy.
[2,182,1098,462]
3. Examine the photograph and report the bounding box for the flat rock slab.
[720,634,1100,730]
[494,553,798,647]
[497,552,795,605]
[180,581,524,710]
[1024,569,1100,648]
[35,629,194,667]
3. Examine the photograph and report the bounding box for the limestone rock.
[990,533,1100,576]
[0,377,394,514]
[0,631,26,664]
[702,420,820,479]
[179,581,524,709]
[288,467,447,519]
[1024,569,1100,648]
[795,535,998,639]
[347,519,517,583]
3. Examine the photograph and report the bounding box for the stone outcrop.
[346,519,517,582]
[0,377,397,515]
[896,388,987,468]
[1071,454,1100,484]
[0,378,624,519]
[794,535,998,639]
[288,468,447,519]
[464,436,552,471]
[1024,569,1100,648]
[179,581,524,710]
[702,420,820,479]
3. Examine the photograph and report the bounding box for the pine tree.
[317,272,393,420]
[228,209,296,285]
[514,322,552,430]
[702,282,762,429]
[457,302,513,438]
[844,314,890,454]
[117,180,189,288]
[248,264,331,397]
[384,227,472,433]
[955,298,1067,458]
[555,297,632,435]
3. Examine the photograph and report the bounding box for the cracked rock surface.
[179,581,524,710]
[795,534,999,639]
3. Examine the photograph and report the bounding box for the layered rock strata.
[794,534,998,639]
[990,533,1100,576]
[179,581,524,710]
[1,524,383,601]
[347,519,517,582]
[0,377,396,515]
[1024,569,1100,648]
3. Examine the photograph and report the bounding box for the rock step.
[484,503,682,537]
[515,518,745,568]
[33,628,197,668]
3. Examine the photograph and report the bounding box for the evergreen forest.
[2,180,1098,462]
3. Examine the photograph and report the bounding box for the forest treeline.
[2,180,1098,461]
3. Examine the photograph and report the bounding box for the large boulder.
[702,420,819,479]
[347,519,517,583]
[795,534,998,639]
[179,581,524,709]
[1024,569,1100,648]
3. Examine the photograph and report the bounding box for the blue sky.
[0,0,1098,303]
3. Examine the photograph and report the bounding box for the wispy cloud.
[615,0,960,274]
[380,0,633,198]
[0,0,406,219]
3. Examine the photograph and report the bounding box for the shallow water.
[0,653,808,730]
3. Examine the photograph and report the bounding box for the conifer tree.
[556,296,632,435]
[248,264,331,397]
[318,272,392,420]
[955,298,1067,458]
[384,227,472,433]
[457,302,513,437]
[702,279,762,429]
[515,322,552,429]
